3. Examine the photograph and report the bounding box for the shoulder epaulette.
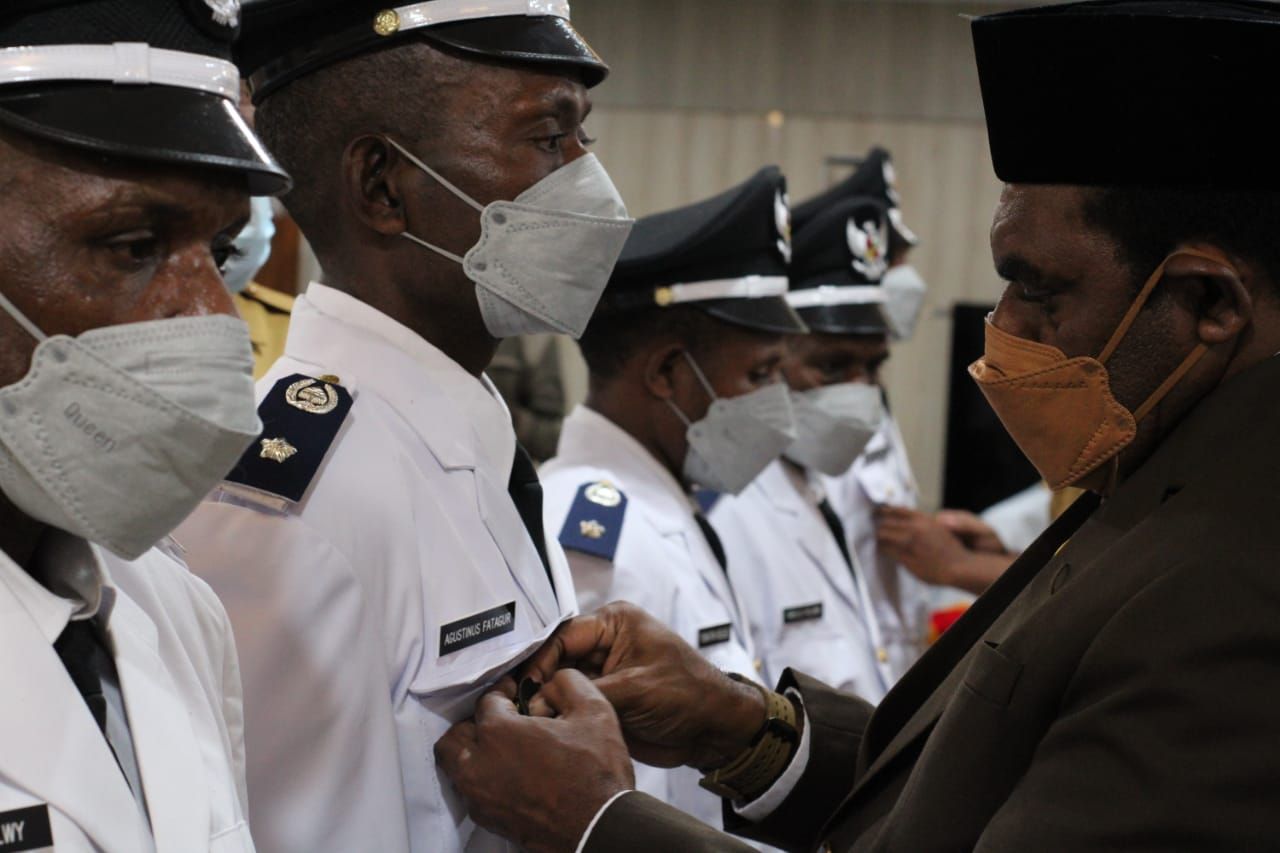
[694,488,722,515]
[558,481,628,561]
[223,373,353,510]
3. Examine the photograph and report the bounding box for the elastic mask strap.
[0,288,47,342]
[664,398,693,428]
[681,351,719,402]
[400,230,465,265]
[1098,247,1232,365]
[1133,342,1209,423]
[384,136,484,214]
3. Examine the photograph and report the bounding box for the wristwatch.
[699,673,800,802]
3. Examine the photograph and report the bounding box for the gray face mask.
[387,138,635,340]
[0,291,261,560]
[784,382,884,476]
[666,352,796,496]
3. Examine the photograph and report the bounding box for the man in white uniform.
[175,3,631,852]
[0,0,291,849]
[542,167,804,830]
[709,197,902,701]
[790,151,933,680]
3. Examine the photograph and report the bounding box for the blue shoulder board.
[558,481,628,561]
[224,373,354,506]
[694,487,722,514]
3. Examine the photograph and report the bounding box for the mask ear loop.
[384,136,483,265]
[664,351,718,428]
[0,288,48,343]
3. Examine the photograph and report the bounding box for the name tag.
[440,602,517,656]
[783,603,824,624]
[698,623,732,648]
[0,805,52,852]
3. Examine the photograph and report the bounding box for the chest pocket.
[962,641,1024,707]
[407,467,568,699]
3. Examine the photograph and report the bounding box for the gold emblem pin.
[260,437,298,464]
[285,378,339,415]
[373,8,400,36]
[654,287,674,307]
[579,519,607,540]
[585,481,622,507]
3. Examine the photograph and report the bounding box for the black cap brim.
[696,296,808,335]
[0,82,289,195]
[796,304,888,336]
[421,15,607,87]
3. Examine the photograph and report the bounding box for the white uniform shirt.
[0,532,252,853]
[821,413,932,681]
[176,284,576,853]
[540,405,758,832]
[709,460,894,701]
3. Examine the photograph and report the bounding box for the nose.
[989,287,1039,343]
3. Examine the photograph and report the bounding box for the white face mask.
[0,292,261,560]
[784,382,884,476]
[387,138,635,340]
[881,264,928,341]
[666,352,796,496]
[222,196,276,294]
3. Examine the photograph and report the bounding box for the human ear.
[1164,247,1253,345]
[342,135,408,237]
[641,342,687,402]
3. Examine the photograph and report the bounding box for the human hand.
[521,601,767,771]
[934,509,1008,554]
[876,506,1012,595]
[435,671,635,853]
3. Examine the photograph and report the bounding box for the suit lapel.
[0,581,151,853]
[109,593,211,853]
[850,493,1101,787]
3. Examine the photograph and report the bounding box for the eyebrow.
[994,255,1043,285]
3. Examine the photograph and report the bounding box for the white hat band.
[786,285,886,308]
[0,42,239,100]
[655,275,789,307]
[386,0,571,32]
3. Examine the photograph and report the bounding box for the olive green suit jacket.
[585,355,1280,853]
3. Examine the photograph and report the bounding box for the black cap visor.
[796,303,888,336]
[0,82,290,195]
[422,15,607,86]
[696,296,809,335]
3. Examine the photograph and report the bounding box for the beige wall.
[558,0,1026,508]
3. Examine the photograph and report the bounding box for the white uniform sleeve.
[177,503,412,853]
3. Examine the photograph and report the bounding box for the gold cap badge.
[585,481,622,508]
[373,9,400,36]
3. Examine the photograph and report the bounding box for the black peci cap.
[0,0,290,195]
[793,146,918,248]
[787,195,891,335]
[973,0,1280,187]
[239,0,608,103]
[599,166,807,335]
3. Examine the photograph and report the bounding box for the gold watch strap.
[699,674,799,802]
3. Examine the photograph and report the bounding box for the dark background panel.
[943,303,1040,512]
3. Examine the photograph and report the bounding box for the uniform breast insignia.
[559,480,628,560]
[783,602,824,624]
[0,804,52,850]
[285,377,340,414]
[223,373,354,507]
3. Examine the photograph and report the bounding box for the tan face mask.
[968,248,1229,493]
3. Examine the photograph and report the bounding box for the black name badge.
[440,602,517,656]
[783,603,824,624]
[698,623,732,648]
[0,805,53,852]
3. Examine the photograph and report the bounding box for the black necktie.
[508,444,556,598]
[55,619,147,807]
[694,511,728,574]
[818,497,857,577]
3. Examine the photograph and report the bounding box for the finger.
[434,720,478,775]
[490,676,519,701]
[525,695,558,718]
[475,687,522,724]
[521,615,614,683]
[539,668,612,718]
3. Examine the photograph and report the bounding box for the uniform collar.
[290,283,516,477]
[557,405,697,531]
[0,530,114,646]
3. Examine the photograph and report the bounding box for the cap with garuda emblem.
[787,195,893,335]
[238,0,609,103]
[597,166,808,335]
[973,0,1280,187]
[793,147,918,250]
[0,0,290,195]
